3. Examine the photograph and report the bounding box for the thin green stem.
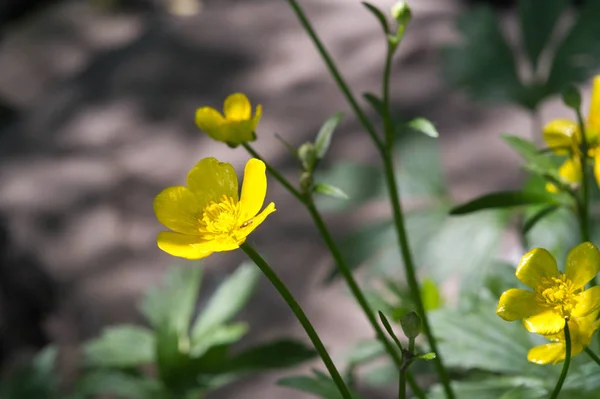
[399,337,415,399]
[285,0,384,151]
[243,143,425,399]
[240,242,353,399]
[242,143,304,201]
[550,322,571,399]
[585,347,600,367]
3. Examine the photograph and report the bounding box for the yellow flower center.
[199,195,242,239]
[535,274,580,316]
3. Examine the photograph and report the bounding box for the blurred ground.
[0,0,588,397]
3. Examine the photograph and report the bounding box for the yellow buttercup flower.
[496,242,600,335]
[527,309,600,365]
[195,93,262,147]
[154,157,276,259]
[543,76,600,192]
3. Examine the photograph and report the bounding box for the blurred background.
[0,0,597,397]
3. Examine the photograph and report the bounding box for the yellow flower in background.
[496,242,600,335]
[527,309,600,365]
[154,157,275,259]
[543,76,600,192]
[195,93,262,147]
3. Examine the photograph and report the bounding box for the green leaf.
[441,6,531,108]
[314,182,349,200]
[418,352,436,361]
[525,206,579,264]
[155,324,193,391]
[76,372,164,399]
[362,2,390,34]
[191,262,259,342]
[362,92,385,117]
[189,322,248,357]
[140,266,202,334]
[84,325,155,368]
[518,0,565,70]
[407,117,439,138]
[344,340,385,366]
[0,347,60,399]
[429,377,547,399]
[315,112,343,160]
[546,0,600,95]
[450,191,558,215]
[378,311,403,350]
[522,204,559,235]
[420,278,442,311]
[502,134,559,178]
[278,370,364,399]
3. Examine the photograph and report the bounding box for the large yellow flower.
[496,242,600,335]
[154,157,275,259]
[195,93,262,147]
[543,76,600,192]
[527,309,600,365]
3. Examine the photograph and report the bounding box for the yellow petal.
[572,286,600,318]
[157,231,214,259]
[515,248,559,289]
[557,158,582,184]
[153,186,203,235]
[565,242,600,289]
[587,76,600,134]
[496,289,544,321]
[543,119,580,154]
[236,202,276,244]
[224,120,256,145]
[224,93,251,121]
[523,309,565,334]
[252,104,263,130]
[186,158,239,207]
[527,342,565,365]
[196,107,225,140]
[239,158,267,221]
[594,151,600,189]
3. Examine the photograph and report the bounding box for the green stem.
[285,0,383,151]
[243,143,425,399]
[584,347,600,367]
[399,338,415,399]
[550,321,571,399]
[240,242,353,399]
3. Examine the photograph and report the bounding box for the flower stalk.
[240,242,353,399]
[584,347,600,367]
[550,321,571,399]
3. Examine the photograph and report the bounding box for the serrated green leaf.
[315,112,343,160]
[84,325,155,368]
[314,182,349,200]
[450,191,558,215]
[518,0,565,70]
[191,262,259,342]
[407,117,439,138]
[189,322,248,357]
[76,372,164,399]
[362,2,390,34]
[140,266,202,334]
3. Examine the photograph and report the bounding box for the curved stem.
[243,143,425,398]
[285,0,383,151]
[585,347,600,367]
[240,242,353,399]
[550,322,571,399]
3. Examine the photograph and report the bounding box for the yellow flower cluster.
[543,76,600,192]
[497,242,600,364]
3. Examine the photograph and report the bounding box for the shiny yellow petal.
[186,157,239,206]
[239,158,267,221]
[195,107,225,140]
[236,202,276,244]
[587,76,600,133]
[527,342,565,365]
[572,286,600,318]
[515,248,559,289]
[565,242,600,289]
[153,186,203,235]
[224,93,251,121]
[543,119,579,153]
[523,309,565,334]
[557,158,582,184]
[157,231,214,259]
[497,289,544,321]
[594,151,600,189]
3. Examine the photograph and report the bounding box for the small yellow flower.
[195,93,262,147]
[543,76,600,191]
[527,309,600,365]
[496,242,600,335]
[153,157,275,259]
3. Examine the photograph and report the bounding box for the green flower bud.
[298,142,318,172]
[562,85,582,111]
[400,311,422,339]
[391,1,412,27]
